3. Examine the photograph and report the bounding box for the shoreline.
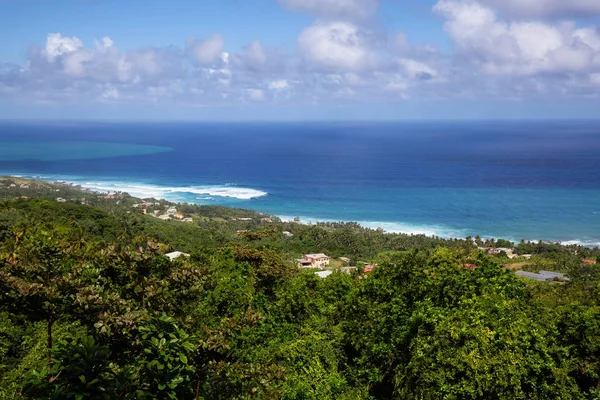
[4,174,600,249]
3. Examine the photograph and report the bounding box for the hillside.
[0,177,599,399]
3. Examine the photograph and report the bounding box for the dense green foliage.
[0,179,599,399]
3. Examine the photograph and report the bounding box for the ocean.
[1,120,599,246]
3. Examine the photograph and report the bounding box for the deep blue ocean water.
[1,120,599,245]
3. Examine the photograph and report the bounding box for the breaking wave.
[10,174,268,201]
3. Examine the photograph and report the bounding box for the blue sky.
[1,0,600,120]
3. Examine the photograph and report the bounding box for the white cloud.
[185,34,225,65]
[269,79,290,90]
[45,33,83,60]
[434,0,600,75]
[478,0,600,18]
[247,88,265,101]
[278,0,379,20]
[298,21,376,71]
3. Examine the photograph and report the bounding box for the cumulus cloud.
[298,21,378,71]
[478,0,600,18]
[434,0,600,76]
[2,14,600,112]
[44,33,83,60]
[278,0,379,20]
[185,34,225,65]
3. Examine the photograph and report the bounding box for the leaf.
[179,354,188,364]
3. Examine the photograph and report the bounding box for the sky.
[1,0,600,120]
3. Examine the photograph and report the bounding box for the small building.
[182,218,193,222]
[463,264,479,270]
[363,264,377,273]
[173,213,185,220]
[261,217,273,223]
[539,270,569,281]
[582,259,597,264]
[339,257,351,263]
[56,197,66,203]
[296,258,314,268]
[283,231,294,237]
[158,214,171,220]
[165,251,190,261]
[301,253,331,269]
[166,207,177,214]
[315,270,334,279]
[516,271,553,282]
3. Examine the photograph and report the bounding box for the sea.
[1,120,599,246]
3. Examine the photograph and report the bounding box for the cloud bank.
[1,0,599,111]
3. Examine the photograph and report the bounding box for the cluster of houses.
[478,247,532,259]
[295,253,378,278]
[133,203,194,223]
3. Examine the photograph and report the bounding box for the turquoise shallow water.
[0,142,172,161]
[1,121,599,245]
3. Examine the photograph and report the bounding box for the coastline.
[4,174,599,249]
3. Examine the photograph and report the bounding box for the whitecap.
[4,173,268,201]
[278,215,466,239]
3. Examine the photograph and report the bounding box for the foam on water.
[278,215,466,239]
[10,174,268,201]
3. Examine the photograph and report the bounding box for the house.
[283,231,294,237]
[539,270,569,281]
[479,247,517,258]
[316,267,357,279]
[463,264,479,270]
[301,253,331,268]
[515,271,553,282]
[166,207,177,214]
[339,257,351,263]
[56,197,66,203]
[515,270,568,282]
[261,217,273,223]
[158,214,171,220]
[363,264,377,273]
[165,251,190,261]
[315,270,334,279]
[173,213,185,220]
[296,258,314,268]
[582,259,597,264]
[182,218,193,222]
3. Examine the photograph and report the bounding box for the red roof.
[363,264,377,273]
[582,260,597,264]
[463,264,479,270]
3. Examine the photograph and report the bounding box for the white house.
[165,251,190,261]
